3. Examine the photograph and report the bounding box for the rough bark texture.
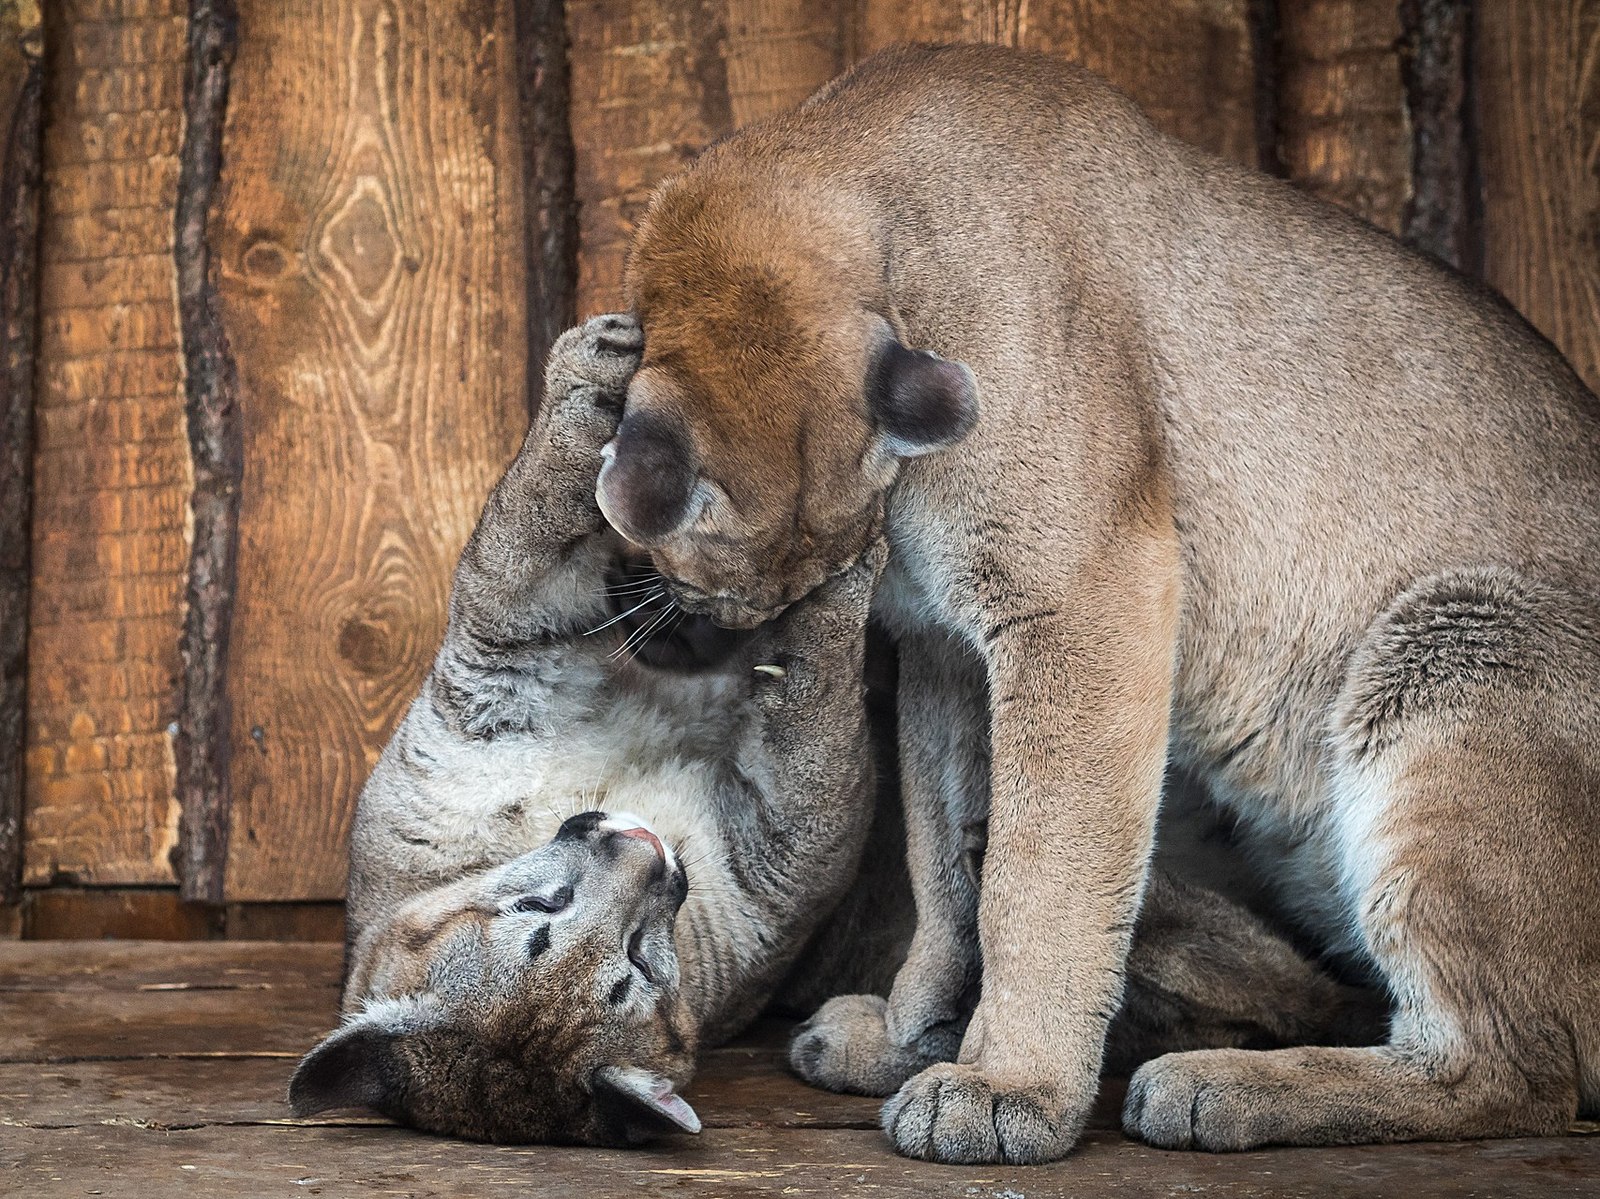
[214,0,529,901]
[515,0,577,415]
[23,0,190,887]
[1398,0,1478,271]
[172,0,240,903]
[0,2,43,907]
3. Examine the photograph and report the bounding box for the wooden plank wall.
[24,0,188,892]
[212,0,529,902]
[5,0,1600,934]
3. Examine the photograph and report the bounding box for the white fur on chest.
[391,672,748,870]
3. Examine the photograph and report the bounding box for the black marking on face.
[607,974,633,1005]
[527,925,552,960]
[556,811,605,841]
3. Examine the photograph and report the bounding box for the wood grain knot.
[336,615,392,675]
[323,190,399,302]
[240,236,289,281]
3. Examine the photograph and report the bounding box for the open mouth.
[602,556,753,670]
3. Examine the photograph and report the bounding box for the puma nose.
[615,825,665,861]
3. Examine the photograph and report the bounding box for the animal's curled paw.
[881,1063,1084,1164]
[544,313,643,421]
[1123,1049,1270,1151]
[788,995,944,1098]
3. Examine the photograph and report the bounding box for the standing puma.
[603,43,1600,1162]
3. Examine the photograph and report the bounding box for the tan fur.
[295,313,1385,1149]
[615,44,1600,1162]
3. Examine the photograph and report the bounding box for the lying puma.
[290,316,1378,1146]
[608,43,1600,1162]
[287,314,892,1143]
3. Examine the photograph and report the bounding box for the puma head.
[291,812,698,1145]
[606,167,978,628]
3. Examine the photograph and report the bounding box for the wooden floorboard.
[2,942,1596,1198]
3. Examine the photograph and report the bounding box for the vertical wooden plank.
[23,0,189,886]
[1277,0,1412,234]
[850,1,1259,168]
[0,1,43,906]
[565,0,845,314]
[216,0,529,900]
[1477,1,1600,393]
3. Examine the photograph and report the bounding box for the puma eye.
[509,886,572,915]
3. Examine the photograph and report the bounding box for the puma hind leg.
[1127,569,1600,1149]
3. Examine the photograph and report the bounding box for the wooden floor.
[3,943,1597,1197]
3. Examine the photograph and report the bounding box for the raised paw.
[545,313,643,403]
[881,1064,1084,1164]
[539,313,642,450]
[1123,1049,1282,1151]
[745,541,886,703]
[789,995,956,1098]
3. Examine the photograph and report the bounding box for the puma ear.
[289,1010,413,1117]
[596,408,702,546]
[867,339,979,457]
[591,1065,702,1142]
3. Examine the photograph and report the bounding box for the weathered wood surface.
[0,938,342,989]
[849,0,1259,169]
[565,0,846,315]
[1399,0,1476,270]
[23,0,188,888]
[172,0,242,904]
[17,886,223,940]
[7,1113,1600,1198]
[0,1,43,906]
[1277,0,1410,234]
[1478,0,1600,395]
[515,0,578,414]
[0,1043,892,1132]
[3,943,1597,1198]
[0,889,346,940]
[213,0,529,901]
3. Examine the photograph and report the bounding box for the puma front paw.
[514,314,643,525]
[545,312,642,407]
[881,1064,1087,1164]
[788,994,958,1098]
[540,313,643,452]
[1122,1050,1260,1151]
